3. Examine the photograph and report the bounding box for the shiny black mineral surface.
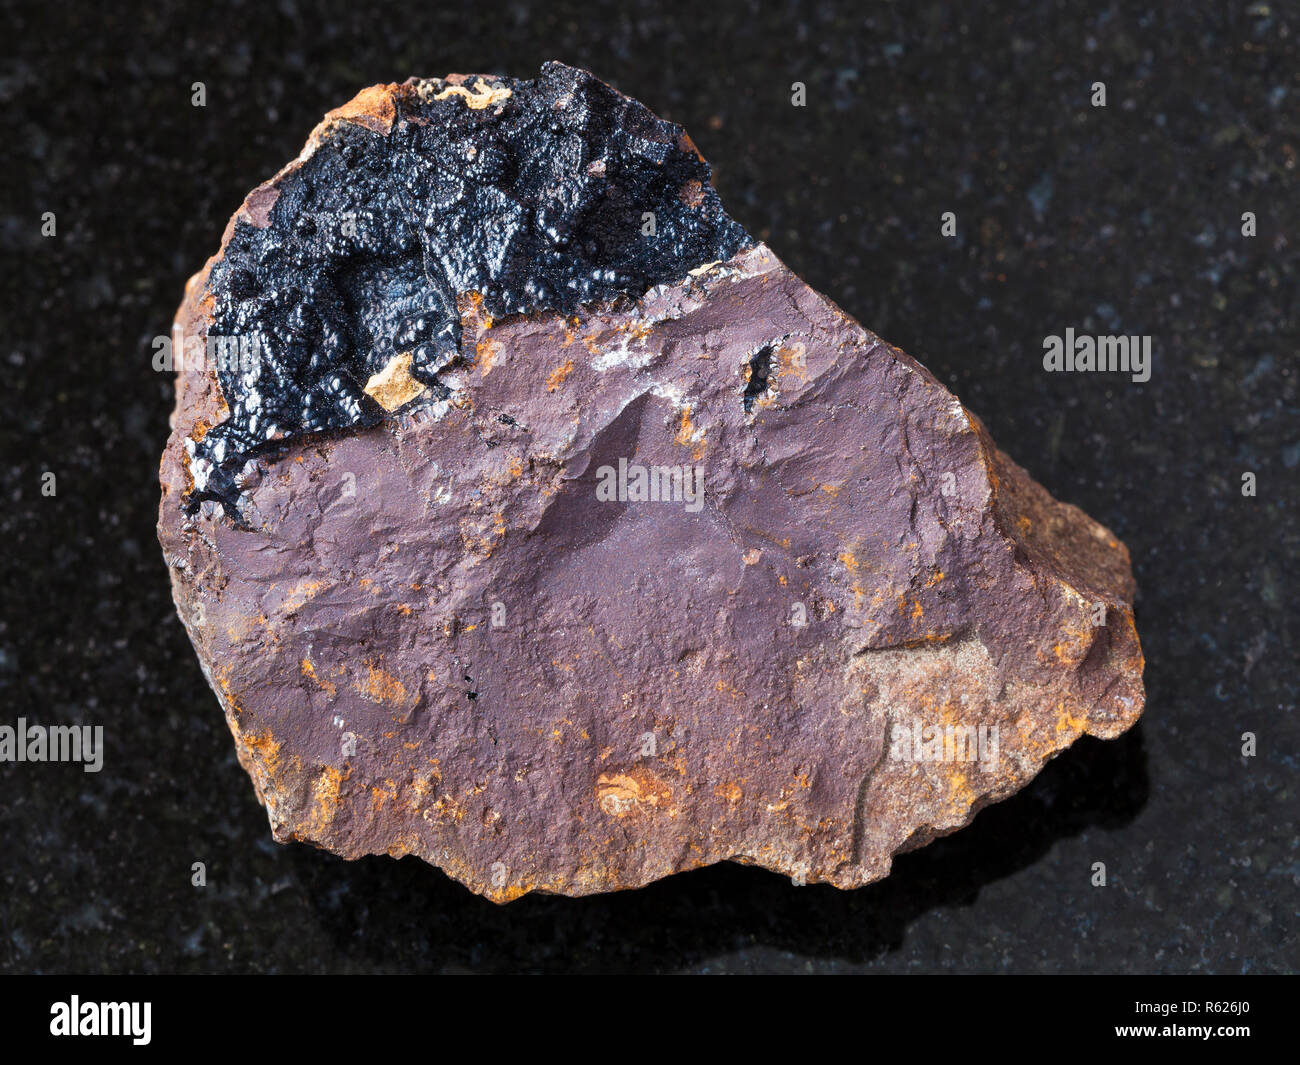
[188,61,751,518]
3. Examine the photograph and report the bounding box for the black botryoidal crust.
[188,61,751,519]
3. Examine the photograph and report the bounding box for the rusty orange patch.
[300,657,338,696]
[596,768,675,818]
[358,661,408,705]
[546,358,575,391]
[324,84,398,134]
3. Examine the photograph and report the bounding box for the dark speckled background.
[0,0,1296,973]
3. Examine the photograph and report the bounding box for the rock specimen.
[158,62,1145,902]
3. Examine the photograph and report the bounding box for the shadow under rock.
[289,723,1149,972]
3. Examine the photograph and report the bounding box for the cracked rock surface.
[158,63,1145,902]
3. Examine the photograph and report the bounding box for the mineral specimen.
[158,62,1145,901]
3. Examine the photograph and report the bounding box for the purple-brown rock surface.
[158,63,1144,901]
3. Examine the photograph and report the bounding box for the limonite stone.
[158,63,1145,901]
